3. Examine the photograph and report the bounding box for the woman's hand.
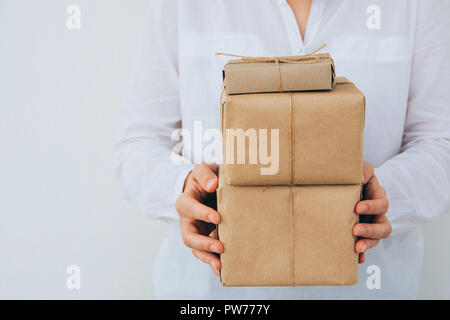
[353,162,392,263]
[175,163,223,277]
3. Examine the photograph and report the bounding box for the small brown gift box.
[221,77,365,186]
[217,167,361,286]
[222,53,335,94]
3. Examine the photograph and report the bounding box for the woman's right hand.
[175,163,223,277]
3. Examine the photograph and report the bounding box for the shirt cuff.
[172,164,195,205]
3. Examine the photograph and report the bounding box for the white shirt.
[115,0,450,299]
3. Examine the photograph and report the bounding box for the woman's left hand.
[354,162,392,264]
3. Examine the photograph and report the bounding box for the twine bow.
[215,44,327,92]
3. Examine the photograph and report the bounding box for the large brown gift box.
[217,167,361,286]
[222,53,335,94]
[221,77,365,185]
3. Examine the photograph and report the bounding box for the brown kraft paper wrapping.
[217,167,361,287]
[222,53,335,94]
[221,77,365,186]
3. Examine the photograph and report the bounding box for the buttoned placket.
[277,0,323,55]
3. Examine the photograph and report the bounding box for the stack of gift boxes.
[217,52,366,286]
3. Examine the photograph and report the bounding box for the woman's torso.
[154,0,422,299]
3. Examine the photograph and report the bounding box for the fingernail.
[357,226,367,236]
[210,244,220,253]
[208,214,218,224]
[205,178,216,191]
[361,243,367,252]
[358,204,368,214]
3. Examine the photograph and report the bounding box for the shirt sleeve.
[375,0,450,230]
[114,0,194,225]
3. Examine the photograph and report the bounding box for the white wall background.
[0,0,448,299]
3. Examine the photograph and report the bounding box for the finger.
[182,227,224,253]
[175,193,220,224]
[356,198,389,215]
[355,238,379,253]
[353,220,392,239]
[362,162,374,185]
[358,252,365,264]
[365,176,387,200]
[192,163,219,193]
[192,249,221,277]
